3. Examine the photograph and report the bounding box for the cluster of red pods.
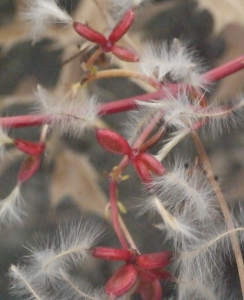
[96,128,166,183]
[91,246,173,299]
[73,8,139,62]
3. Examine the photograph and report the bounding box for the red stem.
[109,180,129,249]
[204,54,244,82]
[0,85,179,128]
[1,54,244,128]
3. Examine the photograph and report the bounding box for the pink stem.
[204,54,244,82]
[1,53,244,128]
[109,180,129,249]
[0,115,50,128]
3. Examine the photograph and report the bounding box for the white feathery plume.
[26,220,103,289]
[175,225,244,300]
[155,129,191,161]
[150,159,218,221]
[137,95,244,153]
[35,85,99,137]
[0,126,13,159]
[23,0,73,42]
[144,195,198,239]
[9,264,48,300]
[140,39,207,89]
[135,89,204,134]
[59,269,108,300]
[106,0,149,22]
[0,185,26,226]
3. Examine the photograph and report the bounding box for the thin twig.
[191,131,244,299]
[83,69,162,89]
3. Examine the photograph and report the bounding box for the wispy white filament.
[150,195,197,239]
[9,265,46,300]
[35,86,99,137]
[151,160,218,221]
[59,269,108,300]
[0,185,26,226]
[23,0,73,42]
[141,40,206,89]
[155,129,190,161]
[106,0,149,21]
[26,220,103,288]
[0,126,13,159]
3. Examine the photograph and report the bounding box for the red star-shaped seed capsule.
[73,9,139,62]
[95,128,166,183]
[91,246,173,299]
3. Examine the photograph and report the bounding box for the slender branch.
[10,265,42,300]
[83,47,103,70]
[108,110,162,249]
[61,48,87,67]
[60,269,102,300]
[0,87,174,128]
[109,180,129,249]
[191,131,244,299]
[44,246,88,270]
[118,215,140,253]
[83,69,162,89]
[204,54,244,82]
[1,53,244,128]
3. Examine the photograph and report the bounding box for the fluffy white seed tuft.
[0,126,13,159]
[140,39,207,89]
[25,220,104,289]
[59,269,108,300]
[151,159,218,221]
[9,264,48,300]
[23,0,73,42]
[0,185,26,226]
[175,225,244,300]
[35,86,99,137]
[106,0,149,22]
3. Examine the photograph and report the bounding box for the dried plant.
[1,0,244,299]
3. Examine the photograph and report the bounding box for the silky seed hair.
[22,0,73,42]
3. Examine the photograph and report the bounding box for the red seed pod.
[18,155,41,183]
[133,156,152,183]
[136,251,173,270]
[108,9,135,44]
[152,269,171,281]
[73,22,107,46]
[105,264,138,298]
[91,247,132,261]
[96,129,131,155]
[111,45,140,62]
[14,139,45,156]
[137,153,166,176]
[137,268,158,284]
[139,280,163,300]
[132,153,166,183]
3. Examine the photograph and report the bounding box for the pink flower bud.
[136,251,173,270]
[18,155,41,183]
[96,129,131,155]
[137,268,158,283]
[73,22,107,46]
[132,153,166,183]
[105,264,138,298]
[139,280,162,300]
[133,156,152,183]
[111,45,140,62]
[14,139,45,156]
[108,9,135,44]
[152,269,171,281]
[91,247,132,261]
